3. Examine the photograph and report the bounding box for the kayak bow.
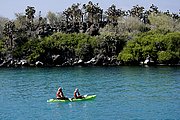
[47,95,96,103]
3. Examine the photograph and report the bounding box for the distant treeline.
[0,1,179,66]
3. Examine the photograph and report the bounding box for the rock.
[78,59,83,63]
[85,58,96,65]
[16,59,29,67]
[72,59,84,66]
[0,58,15,67]
[0,61,6,67]
[35,61,44,66]
[140,56,155,66]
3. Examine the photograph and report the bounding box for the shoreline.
[0,60,179,68]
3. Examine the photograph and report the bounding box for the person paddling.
[73,88,84,99]
[56,87,68,100]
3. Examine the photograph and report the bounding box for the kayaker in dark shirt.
[73,88,84,99]
[56,87,68,100]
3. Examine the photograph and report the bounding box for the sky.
[0,0,179,19]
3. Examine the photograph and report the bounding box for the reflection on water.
[68,102,87,108]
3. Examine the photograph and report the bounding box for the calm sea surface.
[0,66,179,120]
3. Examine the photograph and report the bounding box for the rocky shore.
[0,54,122,67]
[1,55,179,67]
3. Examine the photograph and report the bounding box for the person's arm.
[60,92,65,97]
[77,91,80,96]
[74,91,77,98]
[56,91,60,98]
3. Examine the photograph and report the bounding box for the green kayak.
[47,95,96,103]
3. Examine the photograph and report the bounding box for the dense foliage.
[118,31,180,65]
[0,1,179,66]
[8,33,126,66]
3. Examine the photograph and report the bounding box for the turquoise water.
[0,66,179,119]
